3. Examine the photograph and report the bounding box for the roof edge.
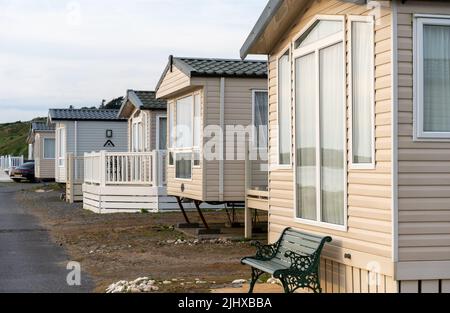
[240,0,369,59]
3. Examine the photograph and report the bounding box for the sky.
[0,0,267,123]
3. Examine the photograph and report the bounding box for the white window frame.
[132,116,144,152]
[57,127,65,167]
[155,114,167,151]
[174,149,193,181]
[292,15,348,232]
[168,102,175,167]
[414,14,450,141]
[172,91,202,180]
[43,137,55,160]
[251,89,269,150]
[275,45,293,169]
[348,15,376,170]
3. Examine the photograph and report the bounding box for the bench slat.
[282,236,321,251]
[278,240,317,255]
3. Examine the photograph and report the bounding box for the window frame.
[348,15,376,170]
[174,150,193,181]
[251,89,269,150]
[171,91,202,179]
[57,127,65,168]
[155,114,167,151]
[414,14,450,141]
[275,45,293,168]
[292,15,348,232]
[43,137,56,160]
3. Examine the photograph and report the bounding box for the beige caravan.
[241,0,450,293]
[27,122,55,180]
[155,57,268,217]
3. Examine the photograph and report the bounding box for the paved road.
[0,182,93,292]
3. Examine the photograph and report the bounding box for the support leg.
[194,200,209,229]
[176,196,191,224]
[248,267,263,294]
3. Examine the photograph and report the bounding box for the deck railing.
[0,155,24,170]
[84,150,167,187]
[67,153,85,184]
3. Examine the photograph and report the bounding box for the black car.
[10,161,35,182]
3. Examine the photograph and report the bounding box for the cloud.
[0,0,267,123]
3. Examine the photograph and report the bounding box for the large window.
[350,17,375,167]
[173,93,201,179]
[294,17,346,229]
[43,138,55,159]
[415,16,450,139]
[278,50,291,165]
[253,90,268,149]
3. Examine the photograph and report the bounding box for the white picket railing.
[84,150,167,187]
[0,155,24,170]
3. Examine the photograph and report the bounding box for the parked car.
[10,161,35,182]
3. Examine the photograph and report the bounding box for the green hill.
[0,120,32,157]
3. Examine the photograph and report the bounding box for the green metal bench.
[241,228,332,293]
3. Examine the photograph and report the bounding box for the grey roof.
[240,0,368,59]
[155,56,267,92]
[31,122,55,132]
[131,91,167,110]
[48,109,126,122]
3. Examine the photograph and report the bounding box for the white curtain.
[176,96,193,148]
[424,24,450,132]
[352,21,373,164]
[44,138,55,159]
[278,51,291,164]
[176,152,192,179]
[296,53,317,221]
[254,91,268,149]
[193,94,201,148]
[320,42,345,226]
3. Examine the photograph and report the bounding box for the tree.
[99,96,124,110]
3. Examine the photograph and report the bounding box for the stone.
[232,279,247,285]
[195,280,207,284]
[163,280,172,285]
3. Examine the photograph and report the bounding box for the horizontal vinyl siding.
[267,0,394,285]
[75,121,128,155]
[35,132,55,179]
[396,1,450,265]
[156,66,191,99]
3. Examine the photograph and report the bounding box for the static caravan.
[118,90,167,152]
[240,0,450,293]
[82,90,173,213]
[26,122,56,180]
[48,109,128,202]
[155,57,268,227]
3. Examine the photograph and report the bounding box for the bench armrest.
[284,250,316,274]
[253,241,280,261]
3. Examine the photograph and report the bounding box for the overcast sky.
[0,0,266,123]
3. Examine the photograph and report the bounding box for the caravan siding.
[395,0,450,282]
[267,0,394,291]
[76,121,128,154]
[34,132,55,179]
[156,66,191,99]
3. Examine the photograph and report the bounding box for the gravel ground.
[15,183,266,293]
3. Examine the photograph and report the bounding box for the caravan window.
[43,138,55,159]
[293,17,346,229]
[415,16,450,139]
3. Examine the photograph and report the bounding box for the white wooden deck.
[82,150,179,213]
